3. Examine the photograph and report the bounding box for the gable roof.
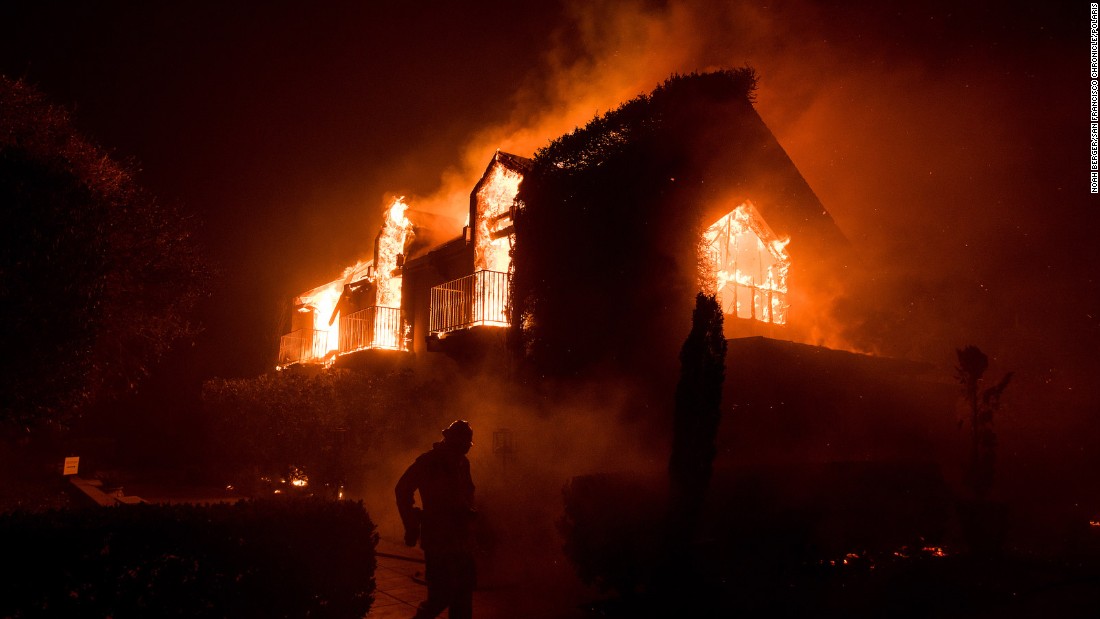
[509,69,850,377]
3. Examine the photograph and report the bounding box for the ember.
[921,546,948,558]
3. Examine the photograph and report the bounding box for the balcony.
[339,306,405,352]
[430,270,510,335]
[278,328,329,367]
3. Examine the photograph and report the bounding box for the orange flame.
[921,546,948,558]
[281,199,414,367]
[291,260,373,365]
[469,160,523,328]
[701,200,790,324]
[474,162,522,274]
[375,197,412,309]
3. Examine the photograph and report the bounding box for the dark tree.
[666,293,726,555]
[0,77,207,430]
[955,345,1012,499]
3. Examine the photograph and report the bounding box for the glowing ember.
[701,200,790,324]
[1090,520,1100,528]
[921,546,948,557]
[286,466,308,488]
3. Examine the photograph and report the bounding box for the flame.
[470,159,523,328]
[288,466,309,488]
[292,260,373,364]
[375,197,412,309]
[474,162,522,274]
[922,546,948,557]
[280,199,414,367]
[701,200,790,324]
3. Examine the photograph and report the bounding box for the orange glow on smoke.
[701,200,790,324]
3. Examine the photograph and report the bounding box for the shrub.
[202,368,451,495]
[0,498,377,618]
[559,472,667,596]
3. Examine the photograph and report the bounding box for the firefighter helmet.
[442,419,473,444]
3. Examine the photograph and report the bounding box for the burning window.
[701,200,790,324]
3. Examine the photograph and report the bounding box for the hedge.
[0,498,377,618]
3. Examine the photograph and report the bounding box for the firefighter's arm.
[394,461,422,546]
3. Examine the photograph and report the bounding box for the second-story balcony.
[339,306,406,352]
[430,270,509,335]
[278,328,329,368]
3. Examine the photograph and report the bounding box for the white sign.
[62,456,79,476]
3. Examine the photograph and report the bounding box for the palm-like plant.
[955,345,1013,499]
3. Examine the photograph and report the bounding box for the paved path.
[368,541,430,618]
[368,538,592,619]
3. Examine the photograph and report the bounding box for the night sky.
[1,2,1095,436]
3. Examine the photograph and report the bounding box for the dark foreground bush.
[0,498,377,618]
[559,463,952,599]
[559,472,667,596]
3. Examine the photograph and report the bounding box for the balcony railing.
[339,306,405,352]
[430,270,510,334]
[278,328,329,367]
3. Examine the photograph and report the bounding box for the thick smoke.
[394,1,1089,373]
[370,0,1097,547]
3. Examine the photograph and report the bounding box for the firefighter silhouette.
[395,420,476,619]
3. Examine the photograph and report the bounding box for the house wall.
[401,232,473,355]
[716,336,957,470]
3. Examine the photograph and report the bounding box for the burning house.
[270,68,974,560]
[276,152,530,368]
[278,70,849,375]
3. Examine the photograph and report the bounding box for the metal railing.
[278,328,329,367]
[339,306,405,352]
[430,270,510,334]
